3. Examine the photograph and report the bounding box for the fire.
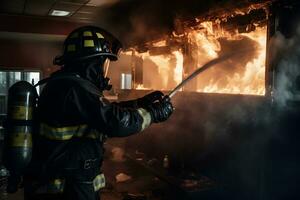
[136,50,184,90]
[173,51,183,84]
[121,18,267,96]
[136,84,149,90]
[152,40,167,47]
[190,21,266,95]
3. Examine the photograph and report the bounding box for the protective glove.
[137,91,164,108]
[146,96,174,123]
[114,91,164,109]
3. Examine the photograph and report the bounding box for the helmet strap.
[99,77,112,91]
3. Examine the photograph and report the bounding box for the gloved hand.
[146,96,174,123]
[137,91,164,108]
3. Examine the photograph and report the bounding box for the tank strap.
[35,73,102,97]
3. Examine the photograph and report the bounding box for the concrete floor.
[4,144,172,200]
[4,142,216,200]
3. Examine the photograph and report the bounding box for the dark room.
[0,0,300,200]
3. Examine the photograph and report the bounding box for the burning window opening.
[117,7,268,96]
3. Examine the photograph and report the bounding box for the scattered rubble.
[111,147,126,162]
[115,173,132,183]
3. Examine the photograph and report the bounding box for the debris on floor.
[111,147,126,162]
[116,173,132,183]
[123,193,147,200]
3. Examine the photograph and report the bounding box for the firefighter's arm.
[102,97,174,137]
[113,91,164,109]
[70,87,173,137]
[101,96,174,136]
[70,86,152,137]
[100,101,152,137]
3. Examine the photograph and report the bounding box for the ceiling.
[0,0,274,28]
[0,0,121,24]
[0,0,289,46]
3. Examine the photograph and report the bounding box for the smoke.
[128,21,300,200]
[270,25,300,107]
[93,0,268,46]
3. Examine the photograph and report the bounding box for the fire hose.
[167,48,254,98]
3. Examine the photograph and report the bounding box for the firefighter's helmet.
[54,26,122,65]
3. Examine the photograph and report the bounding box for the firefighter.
[25,26,173,200]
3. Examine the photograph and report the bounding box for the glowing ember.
[136,84,149,90]
[152,40,167,47]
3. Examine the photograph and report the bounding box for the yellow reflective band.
[9,133,32,148]
[83,31,93,36]
[93,174,105,191]
[137,108,152,131]
[85,129,102,139]
[70,32,79,38]
[67,44,76,52]
[10,106,33,120]
[48,179,65,193]
[96,33,104,38]
[84,40,95,47]
[40,123,89,140]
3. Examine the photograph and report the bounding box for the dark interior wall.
[263,2,300,200]
[0,14,87,77]
[0,38,61,77]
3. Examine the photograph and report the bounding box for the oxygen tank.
[4,81,37,192]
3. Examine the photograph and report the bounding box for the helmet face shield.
[103,58,110,78]
[99,57,112,91]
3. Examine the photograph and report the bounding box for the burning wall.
[189,22,266,95]
[115,7,268,96]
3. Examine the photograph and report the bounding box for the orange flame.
[122,20,266,96]
[190,21,266,95]
[136,50,184,90]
